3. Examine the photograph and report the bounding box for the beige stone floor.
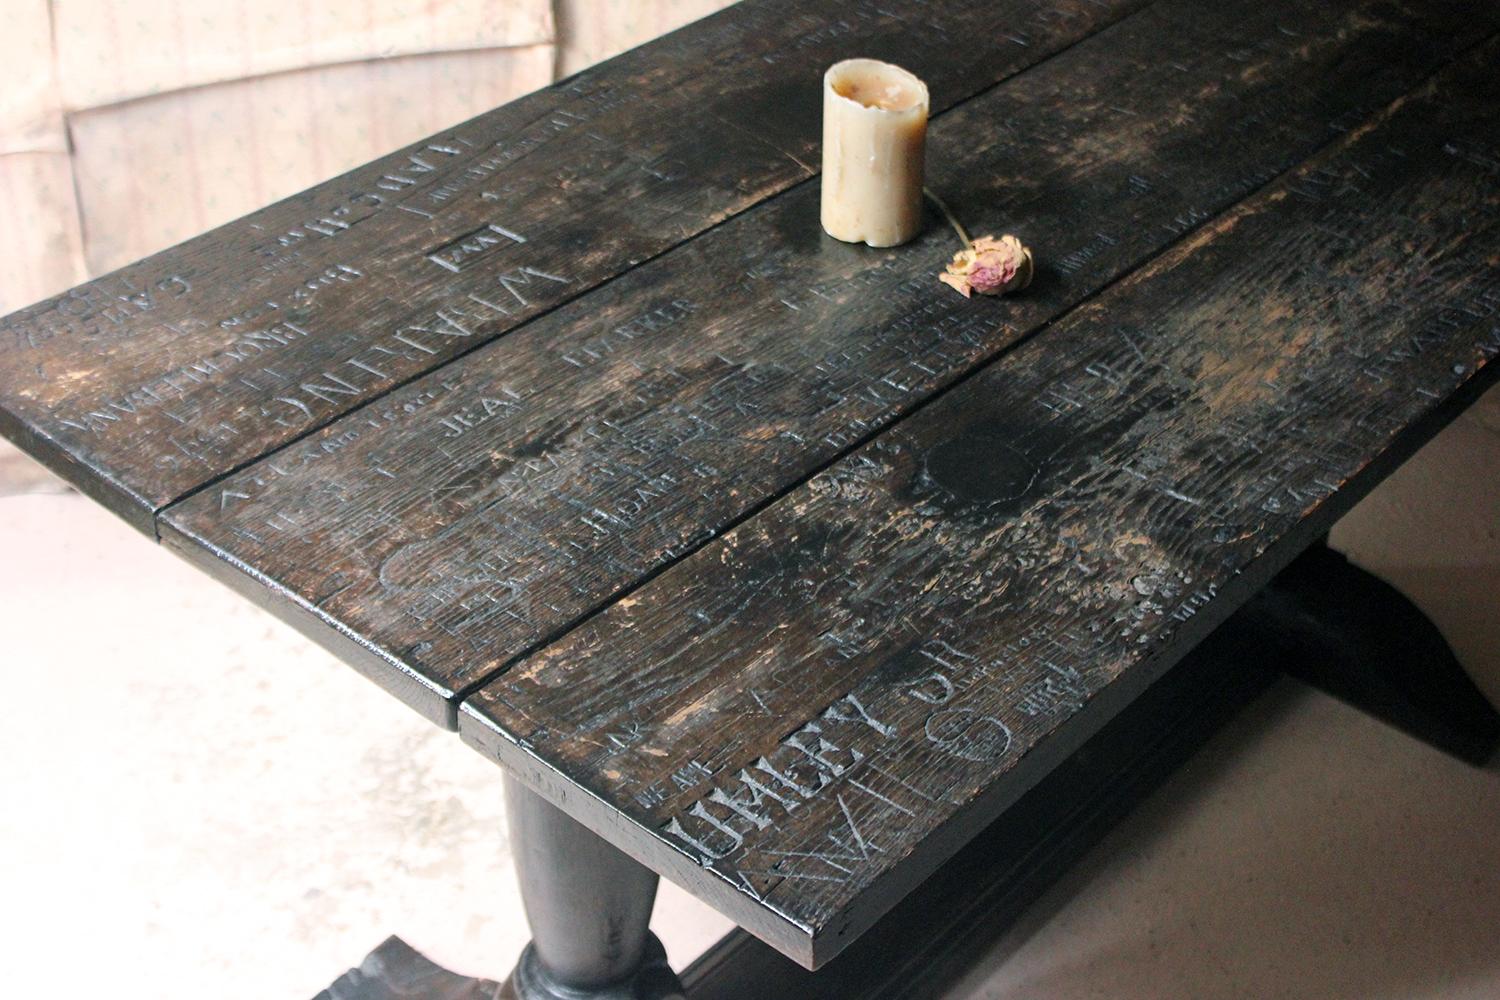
[0,476,734,998]
[947,678,1500,1000]
[0,387,1495,999]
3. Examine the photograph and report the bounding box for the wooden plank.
[458,45,1500,967]
[162,0,1500,724]
[681,614,1276,998]
[0,0,1141,534]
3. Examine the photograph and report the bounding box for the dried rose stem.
[924,188,972,251]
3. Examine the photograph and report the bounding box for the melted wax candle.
[820,58,929,247]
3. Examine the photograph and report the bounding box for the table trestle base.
[1238,543,1499,767]
[502,774,685,1000]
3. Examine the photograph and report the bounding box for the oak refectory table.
[4,1,1499,996]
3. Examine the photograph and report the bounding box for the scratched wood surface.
[460,46,1500,966]
[7,0,1499,975]
[162,0,1500,723]
[0,0,1141,534]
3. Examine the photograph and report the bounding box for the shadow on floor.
[959,681,1500,999]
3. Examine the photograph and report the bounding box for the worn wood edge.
[0,401,155,535]
[0,0,1149,530]
[456,696,819,965]
[162,521,458,727]
[678,639,1276,997]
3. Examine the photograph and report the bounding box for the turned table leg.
[501,774,685,1000]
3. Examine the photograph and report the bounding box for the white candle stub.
[820,58,930,248]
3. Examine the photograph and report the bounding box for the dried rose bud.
[939,234,1034,298]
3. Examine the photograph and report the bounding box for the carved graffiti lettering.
[439,388,526,438]
[662,693,894,864]
[923,708,1013,762]
[424,223,528,272]
[54,321,313,434]
[560,299,698,368]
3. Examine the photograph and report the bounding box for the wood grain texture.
[681,613,1276,997]
[162,0,1500,724]
[0,0,1140,534]
[459,45,1500,967]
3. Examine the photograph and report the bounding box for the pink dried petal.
[938,271,973,297]
[938,233,1034,298]
[967,250,1020,294]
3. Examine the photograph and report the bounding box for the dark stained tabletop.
[0,0,1140,536]
[3,0,1498,972]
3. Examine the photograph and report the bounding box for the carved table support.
[501,774,685,1000]
[1229,542,1499,766]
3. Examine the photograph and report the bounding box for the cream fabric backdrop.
[0,0,736,311]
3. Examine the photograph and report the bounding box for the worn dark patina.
[460,42,1500,966]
